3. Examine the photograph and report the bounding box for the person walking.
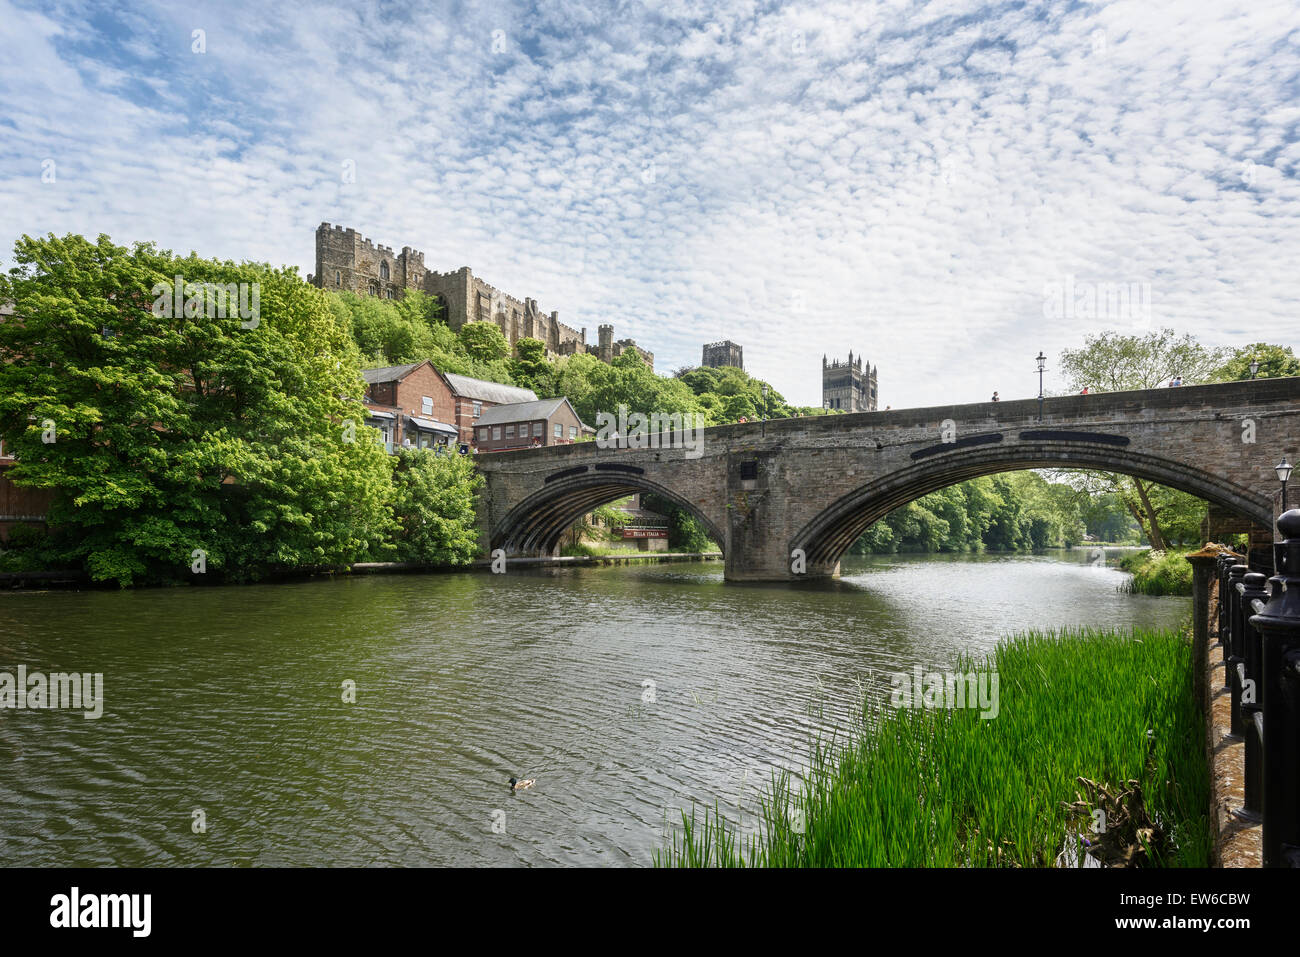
[1080,386,1089,395]
[991,391,1000,402]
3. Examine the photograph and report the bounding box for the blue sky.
[2,0,1298,408]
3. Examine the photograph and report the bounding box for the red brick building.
[361,362,541,450]
[473,397,588,452]
[0,442,55,543]
[440,372,538,445]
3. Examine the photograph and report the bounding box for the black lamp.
[1035,351,1047,422]
[1278,457,1294,513]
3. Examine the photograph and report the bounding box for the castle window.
[380,260,390,280]
[334,270,341,286]
[369,280,379,297]
[386,289,396,299]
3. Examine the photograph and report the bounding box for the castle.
[310,223,653,369]
[701,339,743,371]
[822,352,877,411]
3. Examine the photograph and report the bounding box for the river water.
[0,548,1186,867]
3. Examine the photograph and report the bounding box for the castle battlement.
[312,224,652,370]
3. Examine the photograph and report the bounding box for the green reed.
[655,626,1211,867]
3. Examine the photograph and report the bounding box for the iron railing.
[1208,510,1300,867]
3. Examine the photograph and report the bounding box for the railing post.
[1216,552,1239,667]
[1187,549,1221,722]
[1239,571,1269,820]
[1249,509,1300,868]
[1226,563,1249,733]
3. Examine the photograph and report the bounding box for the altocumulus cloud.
[1,0,1298,407]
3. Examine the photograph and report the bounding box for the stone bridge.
[474,378,1300,581]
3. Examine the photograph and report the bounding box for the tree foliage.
[0,233,396,585]
[1058,328,1230,392]
[1213,342,1300,381]
[390,449,483,564]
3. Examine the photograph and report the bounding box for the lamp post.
[762,384,769,437]
[1035,351,1047,422]
[1277,457,1293,514]
[1250,358,1260,379]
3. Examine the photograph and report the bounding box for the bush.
[1119,549,1193,596]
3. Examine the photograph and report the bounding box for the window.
[505,425,515,438]
[479,427,488,442]
[532,423,542,437]
[334,270,341,286]
[387,289,396,299]
[569,426,577,439]
[493,427,502,440]
[380,260,390,280]
[473,402,483,418]
[740,460,759,480]
[554,423,563,438]
[369,280,379,297]
[422,396,433,416]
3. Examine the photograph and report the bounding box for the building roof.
[441,372,537,405]
[406,415,458,435]
[362,362,424,384]
[475,396,576,426]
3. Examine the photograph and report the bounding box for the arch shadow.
[794,443,1272,569]
[490,473,726,557]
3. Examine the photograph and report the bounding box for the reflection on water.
[0,548,1184,866]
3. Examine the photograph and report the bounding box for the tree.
[1214,342,1300,381]
[1058,328,1230,392]
[0,233,395,585]
[458,321,510,363]
[389,449,483,564]
[510,337,554,395]
[1055,328,1228,547]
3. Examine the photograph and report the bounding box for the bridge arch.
[490,472,726,557]
[793,441,1272,571]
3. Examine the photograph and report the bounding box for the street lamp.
[1277,457,1294,513]
[1035,351,1047,422]
[1250,357,1260,379]
[762,383,769,437]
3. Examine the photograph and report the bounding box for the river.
[0,548,1186,867]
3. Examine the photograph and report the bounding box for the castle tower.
[702,340,743,370]
[598,324,614,363]
[822,352,877,412]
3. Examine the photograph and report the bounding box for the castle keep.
[311,223,653,369]
[822,352,878,411]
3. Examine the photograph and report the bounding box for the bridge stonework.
[474,379,1300,581]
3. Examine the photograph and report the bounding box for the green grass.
[655,626,1211,867]
[1118,550,1194,596]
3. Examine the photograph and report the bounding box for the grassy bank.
[1117,550,1193,596]
[656,626,1210,867]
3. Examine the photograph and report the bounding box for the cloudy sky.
[2,0,1298,408]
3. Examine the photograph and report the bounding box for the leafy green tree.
[1055,329,1228,546]
[458,321,510,363]
[1214,342,1300,381]
[0,233,395,585]
[1059,328,1230,392]
[510,337,554,395]
[389,449,483,563]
